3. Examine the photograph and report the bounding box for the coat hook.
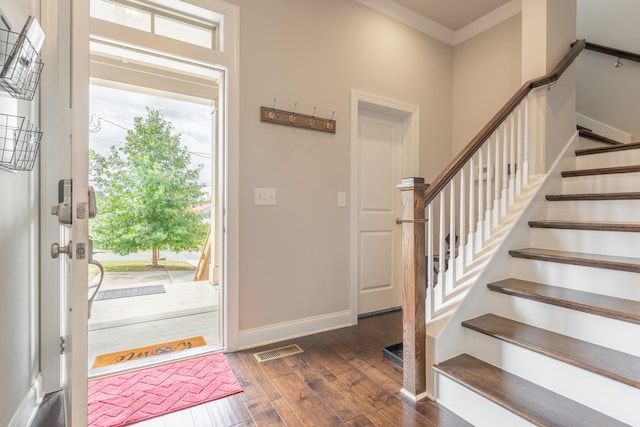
[327,111,335,130]
[289,102,297,123]
[309,107,317,126]
[269,98,277,119]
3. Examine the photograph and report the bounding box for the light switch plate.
[255,188,276,205]
[338,192,347,208]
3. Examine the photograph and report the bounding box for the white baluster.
[477,148,484,251]
[523,97,530,185]
[501,121,508,217]
[427,203,434,319]
[509,113,516,205]
[487,134,495,231]
[516,105,523,196]
[493,130,501,227]
[438,191,445,289]
[448,180,456,292]
[459,167,466,272]
[468,157,475,263]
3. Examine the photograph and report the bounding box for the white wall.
[227,0,453,343]
[522,0,577,173]
[0,2,41,426]
[451,14,522,153]
[576,0,640,139]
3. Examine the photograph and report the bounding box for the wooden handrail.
[423,39,586,205]
[585,42,640,64]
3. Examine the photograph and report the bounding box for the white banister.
[423,91,541,317]
[398,40,586,399]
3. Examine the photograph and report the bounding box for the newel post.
[397,177,428,399]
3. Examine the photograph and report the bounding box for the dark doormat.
[383,342,403,366]
[95,285,166,301]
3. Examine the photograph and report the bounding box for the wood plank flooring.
[131,310,472,426]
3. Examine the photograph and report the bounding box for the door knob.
[51,241,72,259]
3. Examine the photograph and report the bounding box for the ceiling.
[392,0,512,30]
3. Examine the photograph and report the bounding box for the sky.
[89,84,214,195]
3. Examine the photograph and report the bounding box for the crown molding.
[354,0,522,47]
[453,0,522,45]
[352,0,454,45]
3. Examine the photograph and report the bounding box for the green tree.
[90,108,208,267]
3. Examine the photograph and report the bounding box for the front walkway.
[88,267,219,376]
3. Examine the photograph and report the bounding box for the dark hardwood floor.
[219,310,471,426]
[34,310,471,426]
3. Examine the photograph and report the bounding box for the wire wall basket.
[0,113,42,171]
[0,28,44,101]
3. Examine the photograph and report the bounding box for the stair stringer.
[425,132,580,400]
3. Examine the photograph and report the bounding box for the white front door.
[42,0,91,424]
[67,1,91,425]
[40,1,238,420]
[356,108,405,315]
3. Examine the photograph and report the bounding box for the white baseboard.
[401,388,434,402]
[9,374,43,427]
[238,310,353,350]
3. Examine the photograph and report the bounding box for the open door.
[40,2,238,424]
[42,0,91,425]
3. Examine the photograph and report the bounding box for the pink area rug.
[88,353,243,427]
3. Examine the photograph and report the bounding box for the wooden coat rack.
[260,105,336,133]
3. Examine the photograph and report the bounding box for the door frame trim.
[349,90,420,324]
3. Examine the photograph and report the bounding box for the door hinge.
[59,336,66,355]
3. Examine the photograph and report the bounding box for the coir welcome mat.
[92,336,207,369]
[88,353,243,427]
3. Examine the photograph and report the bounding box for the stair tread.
[462,314,640,388]
[546,192,640,201]
[576,141,640,156]
[577,127,625,146]
[434,354,630,427]
[528,219,640,232]
[488,278,640,324]
[562,165,640,177]
[509,247,640,273]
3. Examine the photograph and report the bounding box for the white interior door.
[357,108,404,315]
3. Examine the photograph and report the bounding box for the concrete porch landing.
[88,269,220,375]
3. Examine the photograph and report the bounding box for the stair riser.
[578,136,611,150]
[464,330,640,426]
[546,199,640,222]
[562,173,640,193]
[529,228,640,258]
[488,292,640,356]
[510,258,639,301]
[576,149,640,169]
[436,375,535,427]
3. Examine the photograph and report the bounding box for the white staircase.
[433,136,640,426]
